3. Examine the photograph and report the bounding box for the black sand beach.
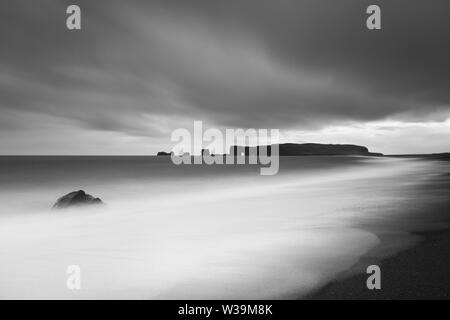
[307,159,450,300]
[309,228,450,299]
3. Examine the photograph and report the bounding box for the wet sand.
[308,158,450,300]
[308,228,450,299]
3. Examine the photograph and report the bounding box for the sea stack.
[53,190,103,209]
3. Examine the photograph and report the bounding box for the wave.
[0,156,448,299]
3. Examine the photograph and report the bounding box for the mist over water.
[0,156,449,299]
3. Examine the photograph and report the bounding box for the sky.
[0,0,449,155]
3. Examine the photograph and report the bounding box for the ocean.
[0,156,449,299]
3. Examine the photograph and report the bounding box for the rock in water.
[53,190,103,209]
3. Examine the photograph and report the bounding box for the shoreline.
[306,227,450,299]
[1,156,449,299]
[304,166,450,300]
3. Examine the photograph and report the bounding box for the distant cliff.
[157,151,173,156]
[229,143,383,156]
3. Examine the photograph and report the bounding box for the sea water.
[0,156,448,299]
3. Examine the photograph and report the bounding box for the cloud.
[283,118,450,154]
[0,0,449,153]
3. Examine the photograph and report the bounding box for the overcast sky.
[0,0,449,155]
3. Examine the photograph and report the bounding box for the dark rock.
[53,190,103,209]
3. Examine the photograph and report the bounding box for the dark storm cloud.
[1,0,449,139]
[143,0,450,127]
